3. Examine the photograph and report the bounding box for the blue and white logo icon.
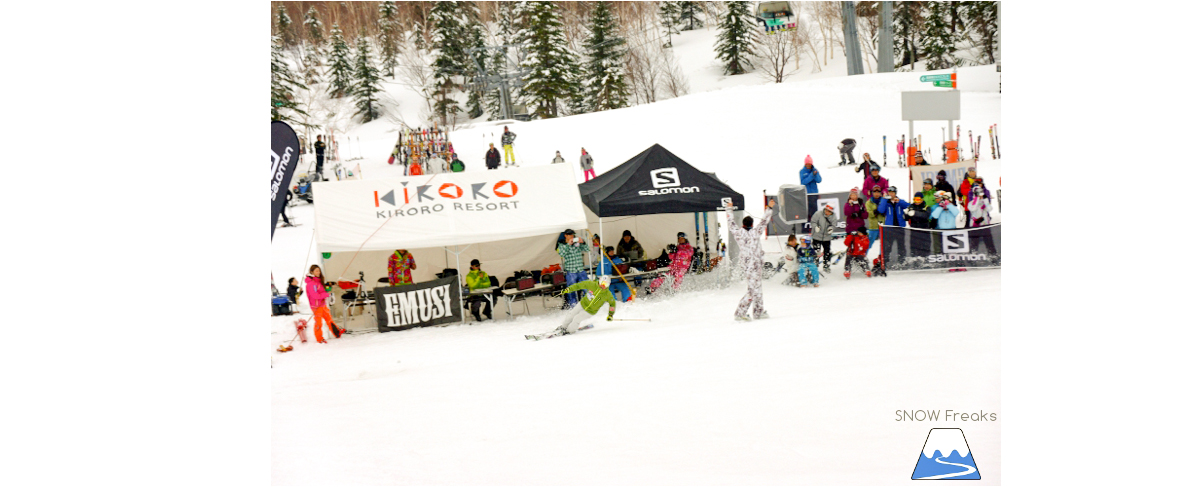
[911,428,981,480]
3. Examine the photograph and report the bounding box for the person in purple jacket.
[862,164,889,196]
[843,187,868,235]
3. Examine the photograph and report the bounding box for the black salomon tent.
[578,144,745,217]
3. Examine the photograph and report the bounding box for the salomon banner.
[767,191,851,237]
[879,223,1001,271]
[271,121,301,239]
[374,275,462,332]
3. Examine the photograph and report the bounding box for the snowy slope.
[273,37,1002,485]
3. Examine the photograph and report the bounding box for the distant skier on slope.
[501,126,517,167]
[726,198,776,321]
[838,138,856,166]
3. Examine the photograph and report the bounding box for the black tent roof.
[578,144,745,217]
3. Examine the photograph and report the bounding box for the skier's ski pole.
[609,318,651,322]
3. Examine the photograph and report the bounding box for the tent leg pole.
[457,246,465,325]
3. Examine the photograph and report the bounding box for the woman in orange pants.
[304,265,341,343]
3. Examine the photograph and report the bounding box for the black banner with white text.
[374,276,463,332]
[880,224,1001,271]
[271,121,301,239]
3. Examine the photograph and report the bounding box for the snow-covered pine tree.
[272,35,307,123]
[516,1,581,119]
[715,1,757,76]
[430,1,469,126]
[964,1,998,64]
[304,7,324,46]
[297,8,325,86]
[893,2,921,70]
[352,32,384,123]
[326,25,354,98]
[921,2,958,70]
[378,1,401,78]
[410,20,426,51]
[466,18,488,119]
[584,1,630,112]
[659,1,680,47]
[679,1,704,31]
[276,4,297,48]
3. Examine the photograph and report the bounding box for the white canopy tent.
[312,165,587,328]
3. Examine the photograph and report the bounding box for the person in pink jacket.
[649,232,695,293]
[305,265,342,343]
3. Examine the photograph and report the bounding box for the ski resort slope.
[336,65,1000,231]
[271,266,999,485]
[273,64,1001,484]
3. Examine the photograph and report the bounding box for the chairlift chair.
[756,1,797,34]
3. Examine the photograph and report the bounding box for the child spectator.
[797,236,821,287]
[810,204,837,271]
[843,227,872,279]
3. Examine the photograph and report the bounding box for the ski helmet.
[870,164,880,172]
[887,186,898,193]
[677,232,687,239]
[598,276,611,287]
[923,178,934,185]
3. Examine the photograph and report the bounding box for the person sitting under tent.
[648,232,695,294]
[596,246,632,302]
[464,259,493,321]
[616,230,645,261]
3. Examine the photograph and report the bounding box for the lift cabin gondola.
[756,1,797,34]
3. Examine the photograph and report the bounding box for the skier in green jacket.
[541,277,616,338]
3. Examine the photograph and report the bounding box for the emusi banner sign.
[879,223,1001,271]
[374,275,463,332]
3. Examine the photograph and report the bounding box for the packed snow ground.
[273,34,1001,484]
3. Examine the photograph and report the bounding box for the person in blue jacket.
[799,155,822,219]
[879,186,910,228]
[930,191,961,230]
[878,186,911,267]
[596,246,632,302]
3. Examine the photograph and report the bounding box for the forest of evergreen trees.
[271,1,998,127]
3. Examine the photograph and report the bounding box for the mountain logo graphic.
[911,428,981,480]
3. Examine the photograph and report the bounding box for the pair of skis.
[525,323,594,341]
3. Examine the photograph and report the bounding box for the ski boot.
[755,312,769,320]
[844,271,851,279]
[735,315,752,322]
[865,271,872,277]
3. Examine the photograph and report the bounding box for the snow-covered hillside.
[272,35,1002,483]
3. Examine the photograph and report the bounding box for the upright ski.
[994,124,1000,158]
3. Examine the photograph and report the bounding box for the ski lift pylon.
[756,1,797,34]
